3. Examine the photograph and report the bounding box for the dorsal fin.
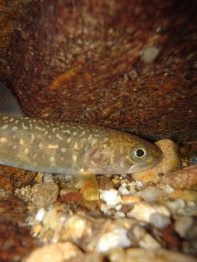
[0,81,25,116]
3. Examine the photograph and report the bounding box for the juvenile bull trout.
[0,81,162,200]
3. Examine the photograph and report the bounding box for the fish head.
[85,134,162,174]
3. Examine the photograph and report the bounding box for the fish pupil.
[136,148,145,157]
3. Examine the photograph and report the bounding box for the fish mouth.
[128,158,161,173]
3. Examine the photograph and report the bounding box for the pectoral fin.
[72,172,99,201]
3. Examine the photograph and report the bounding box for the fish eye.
[135,148,145,158]
[132,146,147,160]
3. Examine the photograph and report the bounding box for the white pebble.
[163,185,174,194]
[164,198,185,213]
[96,226,131,253]
[118,185,129,196]
[100,189,121,206]
[140,187,165,202]
[136,180,143,187]
[43,173,53,183]
[35,208,46,221]
[127,202,170,223]
[139,233,161,249]
[115,211,126,218]
[149,213,171,228]
[115,204,122,211]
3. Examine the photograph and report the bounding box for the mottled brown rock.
[161,165,197,190]
[32,182,59,208]
[1,0,197,142]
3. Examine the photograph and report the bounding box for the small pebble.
[121,195,142,205]
[140,46,160,63]
[22,242,82,262]
[43,173,53,183]
[139,232,161,249]
[149,213,171,228]
[159,199,185,215]
[96,225,131,253]
[118,185,129,196]
[35,208,46,221]
[32,224,42,236]
[127,202,170,222]
[174,216,194,238]
[140,186,166,202]
[100,189,121,206]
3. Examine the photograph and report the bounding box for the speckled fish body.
[0,81,162,200]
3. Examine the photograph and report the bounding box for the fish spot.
[48,144,59,149]
[61,148,66,152]
[73,155,77,162]
[9,118,14,122]
[2,124,8,129]
[33,154,37,159]
[74,142,78,149]
[48,135,52,139]
[81,131,86,136]
[11,126,17,131]
[56,133,62,140]
[67,138,71,143]
[22,122,29,130]
[62,129,70,134]
[0,137,7,142]
[52,128,56,133]
[31,134,35,142]
[35,125,45,131]
[73,131,77,136]
[49,156,55,162]
[44,130,48,135]
[13,145,17,149]
[24,148,29,154]
[39,143,43,149]
[20,139,24,145]
[15,120,19,124]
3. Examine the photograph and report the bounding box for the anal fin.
[71,172,99,201]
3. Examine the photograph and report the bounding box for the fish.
[0,81,162,200]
